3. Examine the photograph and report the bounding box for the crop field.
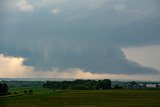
[0,88,160,107]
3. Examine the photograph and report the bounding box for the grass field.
[0,88,160,107]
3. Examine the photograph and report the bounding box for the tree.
[14,92,18,94]
[0,83,2,95]
[130,81,137,86]
[28,89,33,94]
[1,83,9,93]
[0,82,10,96]
[24,90,27,94]
[129,81,138,89]
[95,79,111,90]
[114,85,123,89]
[43,79,112,90]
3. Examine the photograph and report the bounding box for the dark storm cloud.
[0,0,160,74]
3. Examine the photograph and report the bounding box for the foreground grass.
[0,88,160,107]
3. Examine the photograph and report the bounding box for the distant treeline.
[1,80,44,88]
[43,79,111,90]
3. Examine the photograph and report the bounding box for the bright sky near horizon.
[122,45,160,71]
[0,0,160,81]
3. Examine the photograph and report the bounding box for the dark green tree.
[43,79,112,90]
[0,83,10,96]
[28,89,33,94]
[114,85,123,89]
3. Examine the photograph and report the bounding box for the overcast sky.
[0,0,160,80]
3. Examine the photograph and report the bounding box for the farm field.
[0,88,160,107]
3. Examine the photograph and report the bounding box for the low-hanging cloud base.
[0,54,160,81]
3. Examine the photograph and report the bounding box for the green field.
[0,88,160,107]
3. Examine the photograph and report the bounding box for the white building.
[146,84,157,88]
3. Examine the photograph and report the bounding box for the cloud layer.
[0,0,160,77]
[0,54,160,81]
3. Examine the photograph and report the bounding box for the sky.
[0,0,160,81]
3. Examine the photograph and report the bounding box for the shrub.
[114,85,123,89]
[14,92,18,94]
[24,90,27,93]
[28,89,33,94]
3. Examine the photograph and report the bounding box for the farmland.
[0,87,160,107]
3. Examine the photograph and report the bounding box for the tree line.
[43,79,111,90]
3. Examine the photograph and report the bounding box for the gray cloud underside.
[0,0,160,74]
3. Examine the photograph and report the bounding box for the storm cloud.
[0,0,160,75]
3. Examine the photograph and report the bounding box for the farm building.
[146,84,157,88]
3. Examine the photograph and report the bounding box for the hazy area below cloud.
[0,54,160,81]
